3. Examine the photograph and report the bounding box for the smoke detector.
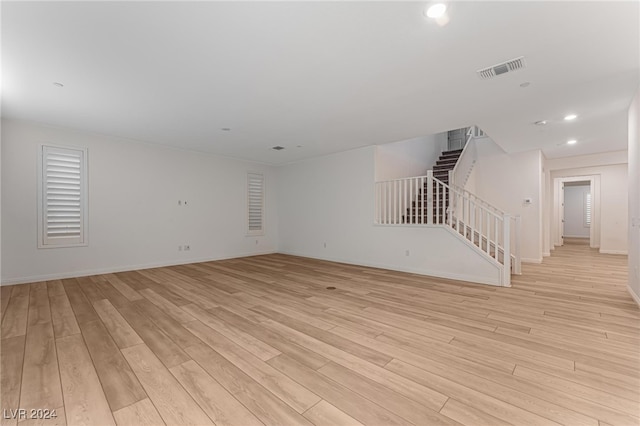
[477,56,526,80]
[272,146,285,151]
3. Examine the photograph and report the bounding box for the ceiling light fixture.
[534,120,547,126]
[425,3,447,19]
[520,82,530,88]
[221,128,231,131]
[53,82,64,87]
[564,114,577,121]
[567,139,577,145]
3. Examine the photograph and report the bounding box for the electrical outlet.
[184,245,190,251]
[323,242,327,248]
[178,200,182,206]
[255,239,259,245]
[405,250,410,256]
[178,245,182,251]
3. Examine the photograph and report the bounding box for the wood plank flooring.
[1,243,638,425]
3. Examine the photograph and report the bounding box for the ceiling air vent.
[477,56,526,80]
[272,146,285,151]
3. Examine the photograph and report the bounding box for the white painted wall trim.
[627,285,640,307]
[599,249,628,255]
[277,250,502,287]
[0,250,277,286]
[521,257,543,264]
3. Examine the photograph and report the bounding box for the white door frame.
[553,175,599,248]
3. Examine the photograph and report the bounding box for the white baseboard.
[521,257,543,264]
[543,252,551,257]
[278,250,504,287]
[628,285,640,307]
[599,249,628,255]
[0,250,277,286]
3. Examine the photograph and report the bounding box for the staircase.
[433,148,462,185]
[375,126,521,286]
[405,149,462,224]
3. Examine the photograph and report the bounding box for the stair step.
[442,149,463,156]
[436,159,458,166]
[433,165,454,172]
[440,153,461,159]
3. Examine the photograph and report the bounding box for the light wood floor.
[1,244,638,426]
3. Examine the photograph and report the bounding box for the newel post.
[502,214,511,287]
[427,170,434,225]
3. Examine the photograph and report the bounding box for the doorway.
[553,175,599,249]
[562,181,591,245]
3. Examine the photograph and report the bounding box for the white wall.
[465,138,544,263]
[1,119,278,284]
[277,146,502,285]
[628,88,640,304]
[542,155,550,257]
[563,184,590,238]
[549,162,627,255]
[375,133,447,181]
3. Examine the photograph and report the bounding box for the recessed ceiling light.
[567,139,577,145]
[425,3,447,19]
[221,128,231,131]
[534,120,547,126]
[564,114,577,121]
[53,82,64,87]
[272,146,285,151]
[520,82,530,88]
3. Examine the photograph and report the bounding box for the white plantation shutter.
[584,192,592,227]
[39,145,87,247]
[247,173,264,235]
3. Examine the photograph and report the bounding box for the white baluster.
[435,181,440,224]
[427,171,433,225]
[420,177,424,223]
[503,214,511,286]
[470,202,475,245]
[494,217,499,261]
[485,211,491,255]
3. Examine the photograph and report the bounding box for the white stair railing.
[375,172,519,286]
[450,125,485,188]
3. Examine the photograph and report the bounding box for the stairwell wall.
[277,146,503,285]
[375,133,447,181]
[463,138,544,263]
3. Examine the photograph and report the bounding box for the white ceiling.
[2,1,638,165]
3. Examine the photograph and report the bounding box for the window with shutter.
[584,192,592,227]
[247,173,264,235]
[38,145,88,248]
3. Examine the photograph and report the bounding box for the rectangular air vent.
[477,56,526,80]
